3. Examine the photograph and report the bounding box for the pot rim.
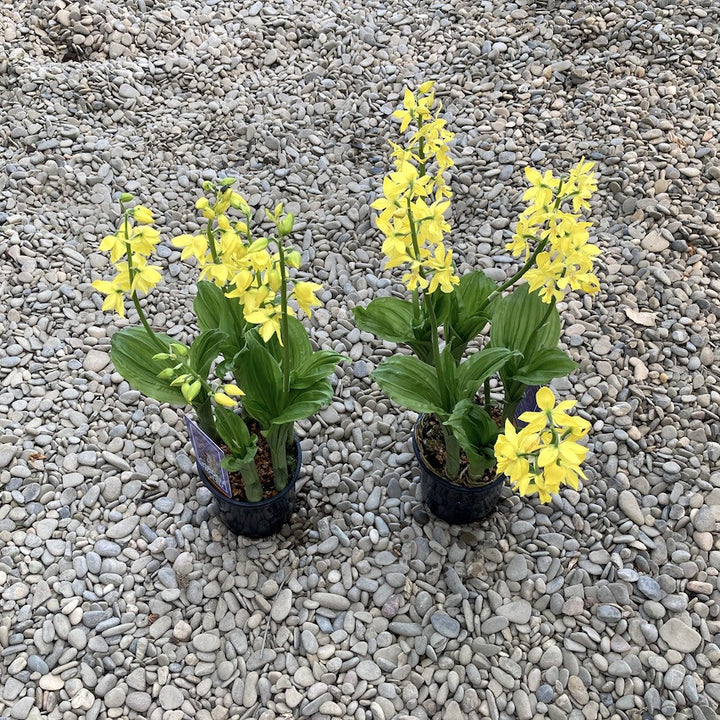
[412,415,505,493]
[198,436,302,508]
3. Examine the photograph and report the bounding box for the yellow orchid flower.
[133,205,154,224]
[293,281,322,317]
[92,279,126,317]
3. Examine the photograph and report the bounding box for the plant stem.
[484,378,491,412]
[479,238,548,313]
[442,423,460,480]
[193,390,219,441]
[130,293,164,349]
[240,461,262,502]
[276,240,291,397]
[266,423,291,491]
[206,222,219,263]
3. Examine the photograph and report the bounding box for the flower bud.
[278,213,294,237]
[183,379,201,402]
[267,266,282,291]
[230,192,249,213]
[156,367,175,381]
[220,177,237,187]
[169,343,189,357]
[248,237,269,253]
[286,250,302,269]
[119,192,134,203]
[214,392,236,408]
[223,384,244,397]
[202,181,214,192]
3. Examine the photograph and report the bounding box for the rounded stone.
[356,660,383,682]
[159,685,183,710]
[193,632,221,653]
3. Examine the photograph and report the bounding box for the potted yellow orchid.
[92,180,343,537]
[354,83,598,522]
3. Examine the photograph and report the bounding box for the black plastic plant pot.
[411,386,539,525]
[197,438,301,539]
[412,422,505,524]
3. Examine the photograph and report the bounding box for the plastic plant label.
[184,415,232,498]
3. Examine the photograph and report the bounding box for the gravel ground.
[1,0,720,719]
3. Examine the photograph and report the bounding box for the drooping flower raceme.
[494,387,590,503]
[372,82,459,295]
[509,161,600,304]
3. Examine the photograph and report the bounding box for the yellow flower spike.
[293,281,322,317]
[223,384,244,397]
[133,206,154,224]
[129,226,160,256]
[249,249,271,272]
[214,392,237,408]
[536,387,556,411]
[229,192,249,213]
[494,421,538,485]
[247,237,269,253]
[425,243,460,294]
[225,269,254,300]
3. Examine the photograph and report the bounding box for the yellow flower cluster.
[92,201,163,317]
[494,387,590,503]
[508,160,600,304]
[173,185,321,344]
[372,82,459,294]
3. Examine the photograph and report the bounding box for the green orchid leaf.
[232,332,283,427]
[110,327,186,405]
[194,280,246,348]
[353,297,417,343]
[214,404,253,453]
[271,381,335,425]
[372,356,445,415]
[290,349,345,390]
[490,283,560,357]
[437,346,458,410]
[445,400,501,479]
[456,347,518,400]
[187,329,228,381]
[513,348,579,385]
[444,271,498,360]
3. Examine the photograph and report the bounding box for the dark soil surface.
[416,409,502,488]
